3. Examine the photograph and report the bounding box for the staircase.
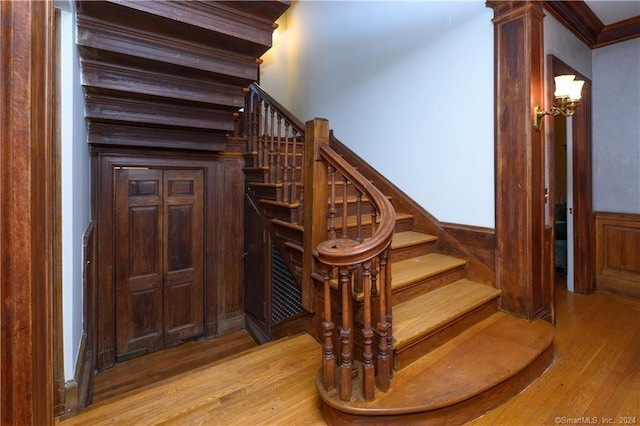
[241,85,554,425]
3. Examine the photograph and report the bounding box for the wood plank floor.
[61,275,640,425]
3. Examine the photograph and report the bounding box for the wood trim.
[0,0,55,423]
[52,6,66,418]
[440,223,496,278]
[77,222,97,412]
[544,1,640,49]
[547,56,595,295]
[595,212,640,298]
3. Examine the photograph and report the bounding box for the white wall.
[58,1,91,381]
[261,1,495,228]
[543,13,592,79]
[592,38,640,214]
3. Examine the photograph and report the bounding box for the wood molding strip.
[544,0,640,49]
[76,15,258,82]
[81,58,246,109]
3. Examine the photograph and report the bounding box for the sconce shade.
[554,74,584,101]
[567,79,584,101]
[535,74,585,131]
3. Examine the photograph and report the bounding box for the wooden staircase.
[241,86,554,425]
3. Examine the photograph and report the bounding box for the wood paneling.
[94,150,246,369]
[596,212,640,298]
[75,1,286,153]
[1,0,55,423]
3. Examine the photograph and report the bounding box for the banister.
[245,83,305,135]
[315,144,396,267]
[242,85,396,403]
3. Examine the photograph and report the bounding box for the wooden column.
[488,1,551,320]
[1,0,55,423]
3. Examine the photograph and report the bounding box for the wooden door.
[115,168,204,360]
[116,168,164,360]
[163,169,204,348]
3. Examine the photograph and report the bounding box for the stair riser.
[318,345,554,426]
[272,223,303,249]
[391,242,437,263]
[392,267,466,305]
[260,203,300,223]
[249,185,283,202]
[394,299,499,371]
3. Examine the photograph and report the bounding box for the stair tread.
[391,231,437,250]
[391,253,466,291]
[393,279,501,348]
[318,311,554,415]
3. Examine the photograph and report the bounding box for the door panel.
[115,169,164,359]
[163,170,204,347]
[244,193,269,334]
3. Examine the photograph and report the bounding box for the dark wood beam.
[487,1,550,320]
[1,0,55,423]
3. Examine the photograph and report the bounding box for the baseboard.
[60,331,94,418]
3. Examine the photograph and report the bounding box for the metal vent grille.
[271,245,304,323]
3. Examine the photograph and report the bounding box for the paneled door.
[115,168,204,360]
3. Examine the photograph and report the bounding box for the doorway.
[547,55,595,295]
[114,168,205,361]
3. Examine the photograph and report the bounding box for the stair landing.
[317,311,555,425]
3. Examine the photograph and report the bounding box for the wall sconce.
[534,74,584,131]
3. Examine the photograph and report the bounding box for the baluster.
[377,249,391,392]
[328,166,337,240]
[297,133,304,223]
[283,122,291,203]
[370,256,379,329]
[269,107,276,183]
[249,92,256,153]
[258,100,266,167]
[356,191,363,242]
[321,267,336,392]
[275,114,282,183]
[290,131,298,203]
[342,175,348,239]
[362,260,375,400]
[339,266,354,401]
[371,205,378,236]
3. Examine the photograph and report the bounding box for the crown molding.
[544,0,640,48]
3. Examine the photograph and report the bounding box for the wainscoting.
[596,212,640,298]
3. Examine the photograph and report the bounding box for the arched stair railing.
[243,84,396,401]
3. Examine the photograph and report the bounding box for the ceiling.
[584,0,640,25]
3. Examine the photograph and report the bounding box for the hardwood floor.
[91,331,258,404]
[61,276,640,425]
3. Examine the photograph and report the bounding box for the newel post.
[301,118,330,311]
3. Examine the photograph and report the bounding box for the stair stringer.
[329,133,495,286]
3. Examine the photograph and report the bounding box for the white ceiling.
[584,0,640,25]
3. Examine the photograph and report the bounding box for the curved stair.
[313,218,554,424]
[238,93,555,425]
[318,312,554,425]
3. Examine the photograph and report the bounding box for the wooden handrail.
[242,85,396,403]
[315,144,395,266]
